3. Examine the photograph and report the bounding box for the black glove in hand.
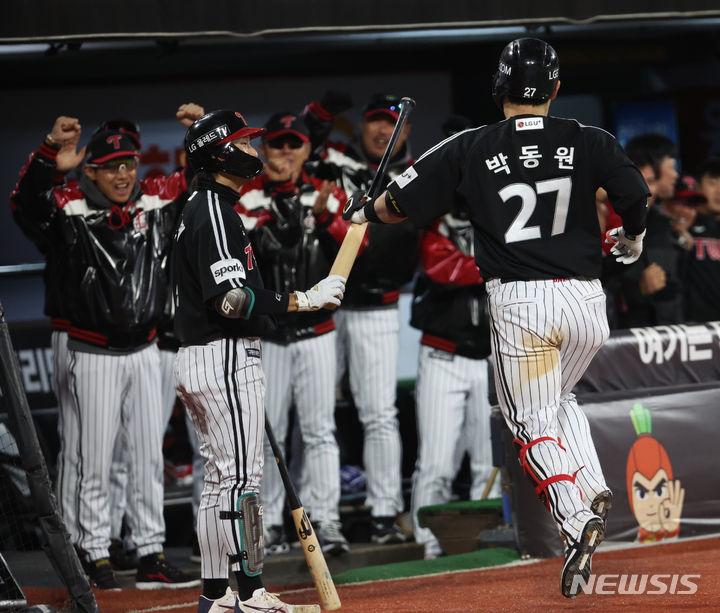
[342,189,369,223]
[320,90,353,115]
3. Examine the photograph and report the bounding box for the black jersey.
[388,114,649,281]
[173,176,286,345]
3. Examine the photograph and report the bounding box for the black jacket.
[11,141,188,350]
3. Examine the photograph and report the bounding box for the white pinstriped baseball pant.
[411,347,499,554]
[334,306,404,517]
[175,337,264,579]
[486,278,610,543]
[59,343,165,561]
[261,332,340,525]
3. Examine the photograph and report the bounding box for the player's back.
[457,114,626,281]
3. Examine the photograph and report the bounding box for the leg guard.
[513,437,583,510]
[220,492,264,576]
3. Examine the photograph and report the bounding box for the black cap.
[86,131,139,165]
[362,93,406,121]
[673,177,706,205]
[263,112,309,142]
[93,119,141,149]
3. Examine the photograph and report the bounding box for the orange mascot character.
[626,404,684,543]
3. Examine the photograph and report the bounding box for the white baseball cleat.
[197,587,239,613]
[238,588,320,613]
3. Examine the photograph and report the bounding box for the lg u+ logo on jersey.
[211,258,246,284]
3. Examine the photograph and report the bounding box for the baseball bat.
[329,96,416,280]
[264,420,341,610]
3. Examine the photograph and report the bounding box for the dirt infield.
[23,536,720,612]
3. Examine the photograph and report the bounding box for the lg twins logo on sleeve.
[210,258,246,284]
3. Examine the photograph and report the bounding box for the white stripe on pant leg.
[411,345,465,548]
[260,340,294,527]
[293,333,340,522]
[53,331,81,540]
[70,350,125,560]
[558,395,608,501]
[466,357,500,500]
[122,344,165,558]
[346,308,404,517]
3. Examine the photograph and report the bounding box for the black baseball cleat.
[109,538,139,576]
[135,553,201,589]
[561,517,604,598]
[590,490,613,525]
[82,557,122,590]
[370,516,409,545]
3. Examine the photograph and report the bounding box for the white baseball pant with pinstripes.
[334,306,404,517]
[411,347,499,556]
[261,332,341,526]
[175,337,265,579]
[486,278,610,543]
[52,330,78,537]
[59,343,166,562]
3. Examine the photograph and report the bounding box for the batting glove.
[342,189,370,224]
[295,274,346,311]
[605,226,646,264]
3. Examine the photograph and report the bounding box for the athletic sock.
[202,578,230,600]
[234,571,264,601]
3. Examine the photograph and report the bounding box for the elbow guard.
[214,287,255,319]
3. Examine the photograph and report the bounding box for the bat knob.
[400,97,416,110]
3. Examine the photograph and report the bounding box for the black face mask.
[197,143,264,178]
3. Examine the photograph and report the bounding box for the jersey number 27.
[499,176,571,244]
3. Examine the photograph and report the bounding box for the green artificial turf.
[418,498,503,515]
[333,546,520,584]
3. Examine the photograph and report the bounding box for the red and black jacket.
[237,171,350,344]
[410,213,491,360]
[11,141,188,351]
[303,100,421,308]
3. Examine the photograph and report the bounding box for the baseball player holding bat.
[173,109,343,613]
[343,38,650,598]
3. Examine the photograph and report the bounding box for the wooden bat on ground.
[264,420,341,610]
[329,96,416,280]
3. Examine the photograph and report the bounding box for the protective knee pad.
[220,492,264,576]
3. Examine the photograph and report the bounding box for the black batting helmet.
[491,38,559,108]
[184,110,266,178]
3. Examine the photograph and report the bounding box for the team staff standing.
[236,112,351,556]
[311,93,419,543]
[343,38,650,597]
[409,204,498,560]
[173,109,343,613]
[10,109,204,590]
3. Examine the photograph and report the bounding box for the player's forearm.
[213,286,290,319]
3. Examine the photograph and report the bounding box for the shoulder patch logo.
[515,117,544,131]
[394,166,418,189]
[211,258,246,284]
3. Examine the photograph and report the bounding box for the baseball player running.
[343,38,649,597]
[173,109,342,613]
